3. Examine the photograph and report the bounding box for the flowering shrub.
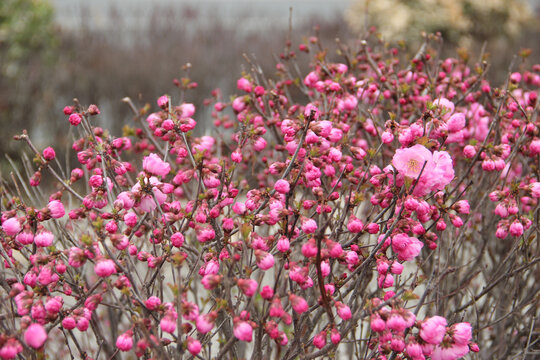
[0,33,539,359]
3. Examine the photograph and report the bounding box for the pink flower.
[387,314,407,332]
[277,236,290,252]
[289,294,309,313]
[145,296,161,310]
[420,316,447,345]
[24,323,47,349]
[447,113,466,132]
[196,312,216,334]
[116,332,133,351]
[301,218,318,234]
[274,179,290,194]
[157,95,169,108]
[392,144,433,179]
[143,153,170,177]
[48,200,65,218]
[313,330,326,349]
[197,228,215,242]
[255,250,274,270]
[451,322,472,345]
[347,217,363,233]
[42,147,56,161]
[370,316,386,332]
[335,301,352,320]
[233,320,253,342]
[0,338,22,359]
[34,230,54,247]
[68,113,81,126]
[160,313,177,333]
[237,78,252,92]
[237,278,258,297]
[171,232,184,247]
[94,259,117,277]
[187,337,201,355]
[509,220,524,237]
[2,217,21,236]
[260,285,274,299]
[62,317,76,330]
[431,343,470,360]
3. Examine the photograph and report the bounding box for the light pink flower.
[116,332,133,351]
[301,218,318,234]
[289,294,308,313]
[94,259,117,278]
[392,144,433,179]
[160,313,177,333]
[24,323,47,349]
[420,316,447,345]
[335,301,352,320]
[274,179,290,194]
[237,278,258,297]
[431,343,470,360]
[233,320,253,342]
[48,200,65,218]
[143,153,170,177]
[451,322,472,345]
[187,337,201,355]
[35,230,54,247]
[2,217,21,236]
[255,250,274,270]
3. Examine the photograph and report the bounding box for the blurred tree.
[0,0,58,157]
[345,0,534,48]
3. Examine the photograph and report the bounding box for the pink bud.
[24,324,47,349]
[69,113,82,126]
[289,294,309,313]
[233,320,253,342]
[42,147,56,161]
[94,259,117,277]
[116,332,133,351]
[2,218,21,236]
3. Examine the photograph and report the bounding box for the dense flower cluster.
[0,32,538,359]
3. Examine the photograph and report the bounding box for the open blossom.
[24,323,47,349]
[34,230,54,247]
[393,144,433,179]
[143,153,171,177]
[451,322,472,345]
[420,316,447,345]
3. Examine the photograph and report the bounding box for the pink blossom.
[68,113,81,126]
[260,286,274,299]
[62,317,76,330]
[0,338,22,359]
[196,312,216,334]
[35,230,54,247]
[451,322,472,345]
[160,313,177,333]
[187,337,202,355]
[301,218,318,234]
[255,250,274,270]
[237,278,258,297]
[24,323,47,349]
[42,147,56,161]
[48,200,65,218]
[392,144,433,179]
[274,179,290,194]
[289,294,309,313]
[143,153,170,177]
[276,236,290,252]
[2,218,21,236]
[370,316,386,332]
[94,259,117,277]
[145,296,161,310]
[447,113,466,132]
[157,95,169,108]
[313,330,326,349]
[171,232,184,247]
[237,78,252,92]
[116,332,133,351]
[420,316,447,345]
[233,320,253,342]
[335,301,351,320]
[509,220,524,237]
[431,343,470,360]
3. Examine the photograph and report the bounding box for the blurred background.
[1,0,539,161]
